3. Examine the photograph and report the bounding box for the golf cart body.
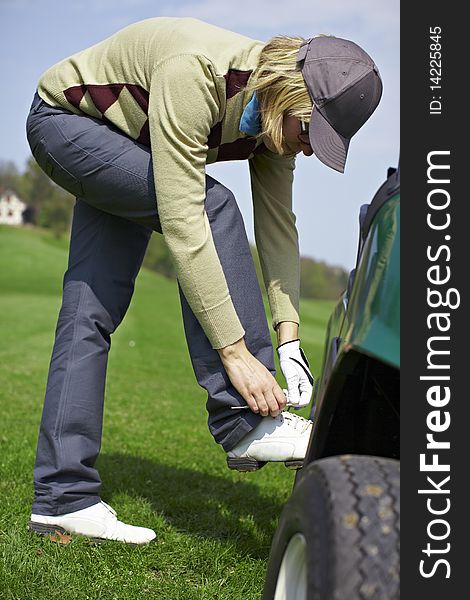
[304,166,400,465]
[263,165,400,600]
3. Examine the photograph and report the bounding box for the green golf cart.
[264,165,400,600]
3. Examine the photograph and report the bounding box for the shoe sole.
[28,520,106,544]
[227,458,304,472]
[28,521,155,545]
[284,459,304,470]
[227,457,267,471]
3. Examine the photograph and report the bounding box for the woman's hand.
[217,338,286,417]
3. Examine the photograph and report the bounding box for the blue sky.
[0,0,399,269]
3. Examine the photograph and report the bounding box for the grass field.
[0,224,333,599]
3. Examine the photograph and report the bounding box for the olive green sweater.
[38,17,300,348]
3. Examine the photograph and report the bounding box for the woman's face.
[264,114,314,157]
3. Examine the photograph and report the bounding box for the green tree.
[20,157,55,216]
[142,233,176,279]
[20,157,74,235]
[38,187,73,238]
[300,257,348,300]
[0,160,22,193]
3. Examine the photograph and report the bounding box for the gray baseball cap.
[297,36,383,173]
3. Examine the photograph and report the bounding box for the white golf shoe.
[29,500,156,544]
[227,412,313,471]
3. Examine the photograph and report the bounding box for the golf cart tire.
[262,455,400,600]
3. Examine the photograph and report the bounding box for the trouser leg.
[178,178,274,451]
[32,201,151,515]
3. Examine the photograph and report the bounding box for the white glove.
[277,339,314,408]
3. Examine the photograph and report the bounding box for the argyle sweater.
[37,17,300,349]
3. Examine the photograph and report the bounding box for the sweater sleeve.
[249,149,300,329]
[148,54,245,349]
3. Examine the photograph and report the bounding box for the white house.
[0,188,27,225]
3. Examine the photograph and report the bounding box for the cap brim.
[309,109,350,173]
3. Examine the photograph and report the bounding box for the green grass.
[0,225,333,599]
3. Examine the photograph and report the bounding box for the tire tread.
[263,455,400,600]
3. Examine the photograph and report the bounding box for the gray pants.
[26,93,273,516]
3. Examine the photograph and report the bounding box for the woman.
[25,17,382,544]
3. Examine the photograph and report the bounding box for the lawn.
[0,224,333,599]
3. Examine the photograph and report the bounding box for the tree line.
[1,159,347,300]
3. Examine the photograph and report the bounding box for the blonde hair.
[246,35,313,155]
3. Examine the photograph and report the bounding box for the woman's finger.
[261,388,280,417]
[251,391,270,417]
[273,385,288,409]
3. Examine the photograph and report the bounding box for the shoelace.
[230,402,300,410]
[100,501,122,539]
[101,501,117,517]
[281,412,311,433]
